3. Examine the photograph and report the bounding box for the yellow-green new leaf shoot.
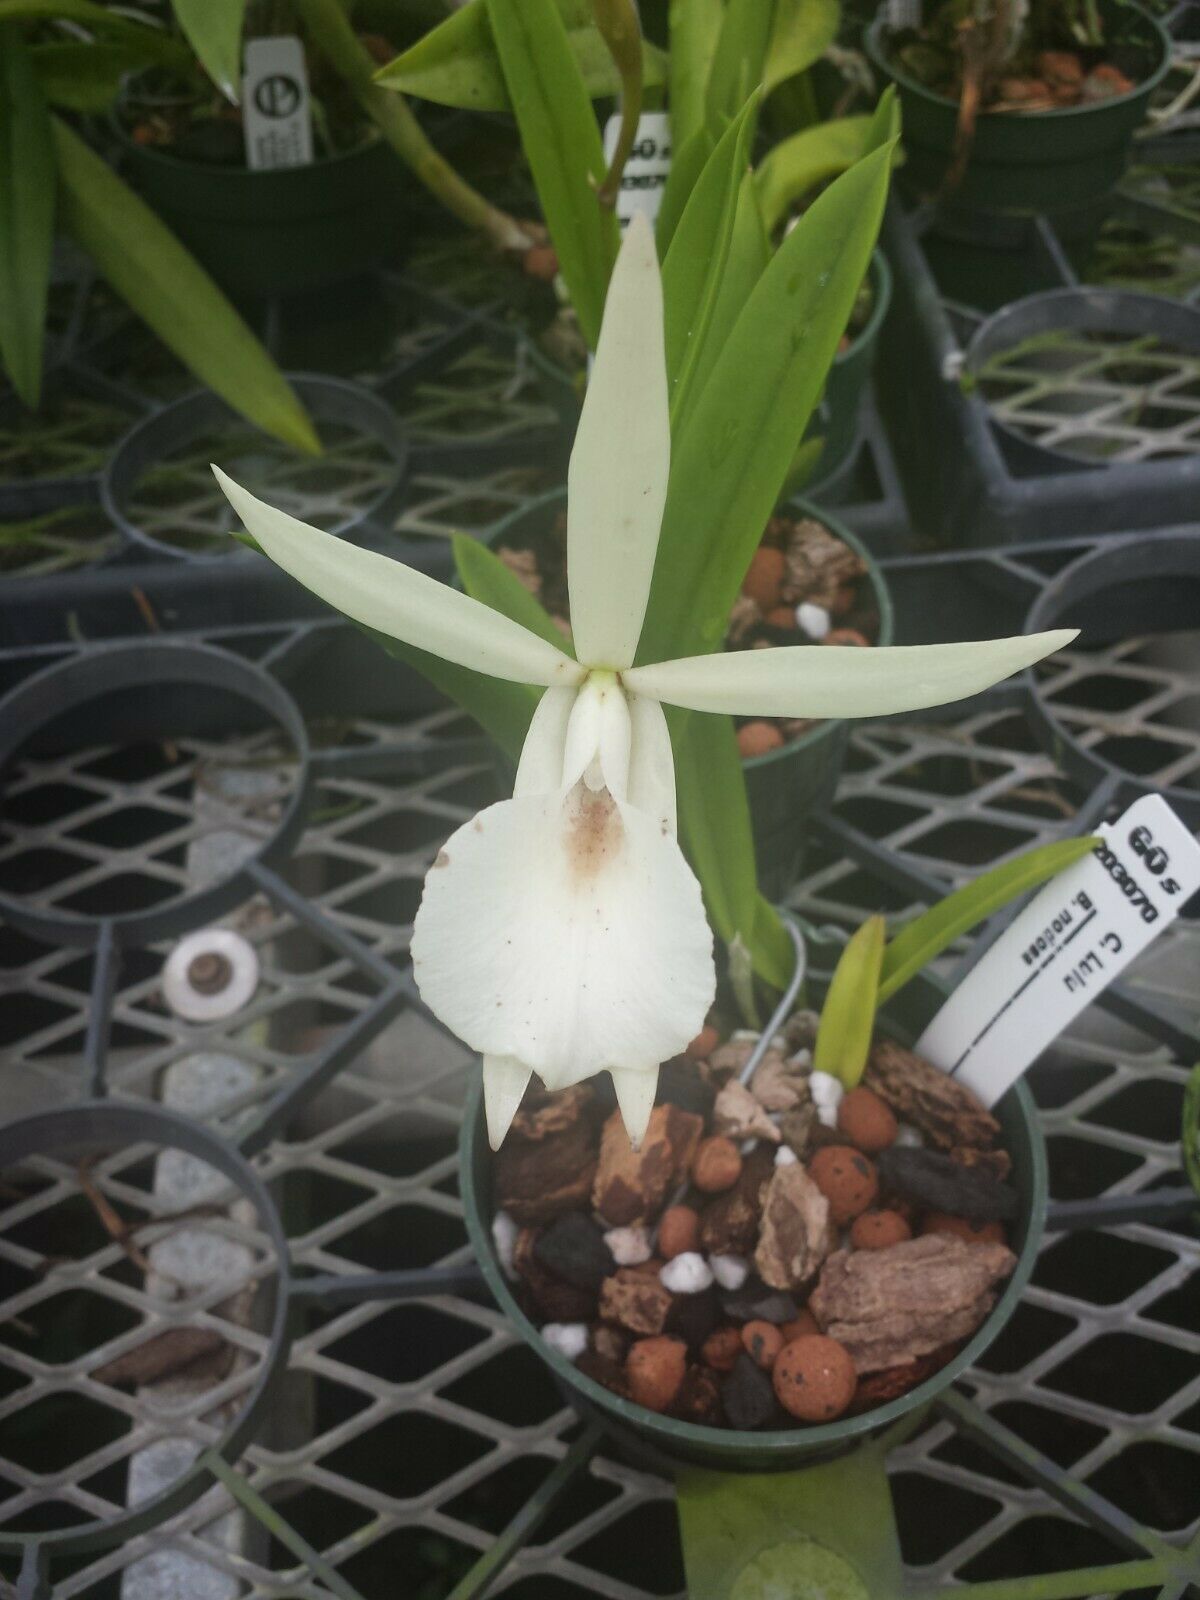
[877,835,1101,1004]
[812,914,886,1089]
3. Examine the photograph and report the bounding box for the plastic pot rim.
[109,107,385,183]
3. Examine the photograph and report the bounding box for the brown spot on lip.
[565,787,621,880]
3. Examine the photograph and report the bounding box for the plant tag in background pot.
[917,796,1200,1107]
[603,111,671,228]
[243,37,313,170]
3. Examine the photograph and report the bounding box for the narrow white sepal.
[622,631,1079,718]
[482,1055,533,1150]
[566,212,670,671]
[515,686,577,797]
[610,1066,659,1150]
[213,468,584,690]
[627,695,676,836]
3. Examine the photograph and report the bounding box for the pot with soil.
[113,73,412,301]
[865,0,1171,239]
[459,957,1044,1588]
[488,491,894,897]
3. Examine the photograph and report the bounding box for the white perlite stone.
[774,1144,799,1167]
[542,1322,589,1360]
[810,1070,844,1128]
[493,1211,519,1279]
[709,1253,750,1291]
[894,1122,924,1148]
[605,1225,653,1266]
[660,1251,714,1293]
[797,602,831,640]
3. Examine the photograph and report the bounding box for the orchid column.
[214,215,1074,1151]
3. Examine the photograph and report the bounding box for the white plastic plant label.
[242,37,313,171]
[916,795,1200,1107]
[602,111,671,228]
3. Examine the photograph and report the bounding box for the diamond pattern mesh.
[0,611,1196,1597]
[977,326,1200,464]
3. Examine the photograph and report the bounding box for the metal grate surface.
[0,594,1196,1599]
[976,328,1200,464]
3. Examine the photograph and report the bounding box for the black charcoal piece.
[534,1212,616,1289]
[877,1146,1018,1223]
[721,1352,779,1431]
[666,1285,721,1351]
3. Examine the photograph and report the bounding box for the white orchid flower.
[212,214,1074,1152]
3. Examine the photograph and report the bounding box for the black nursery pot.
[865,0,1171,235]
[114,126,410,300]
[485,492,894,899]
[1025,529,1200,828]
[460,1039,1045,1473]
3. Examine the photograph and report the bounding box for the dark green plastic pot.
[486,492,893,900]
[460,998,1045,1475]
[805,250,892,488]
[865,0,1171,229]
[113,127,411,300]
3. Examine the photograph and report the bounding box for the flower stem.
[296,0,533,253]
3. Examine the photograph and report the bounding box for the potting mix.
[491,1018,1017,1431]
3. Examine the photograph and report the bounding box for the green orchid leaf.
[51,119,319,455]
[655,123,714,256]
[755,115,873,234]
[756,89,901,234]
[640,138,896,664]
[667,0,722,151]
[705,0,774,132]
[662,93,758,427]
[672,709,793,991]
[0,27,53,408]
[171,0,246,103]
[374,0,667,111]
[0,1,189,65]
[813,914,886,1088]
[877,834,1102,1004]
[452,532,572,654]
[487,0,619,351]
[763,0,839,93]
[681,167,770,414]
[1183,1063,1200,1199]
[31,42,166,111]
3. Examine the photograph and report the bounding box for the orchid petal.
[214,468,583,689]
[563,676,632,798]
[623,631,1078,718]
[610,1067,660,1150]
[482,1055,533,1150]
[515,686,577,796]
[627,695,676,836]
[567,212,670,671]
[411,789,715,1088]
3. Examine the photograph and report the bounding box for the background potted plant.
[0,5,316,451]
[108,0,557,301]
[865,0,1173,239]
